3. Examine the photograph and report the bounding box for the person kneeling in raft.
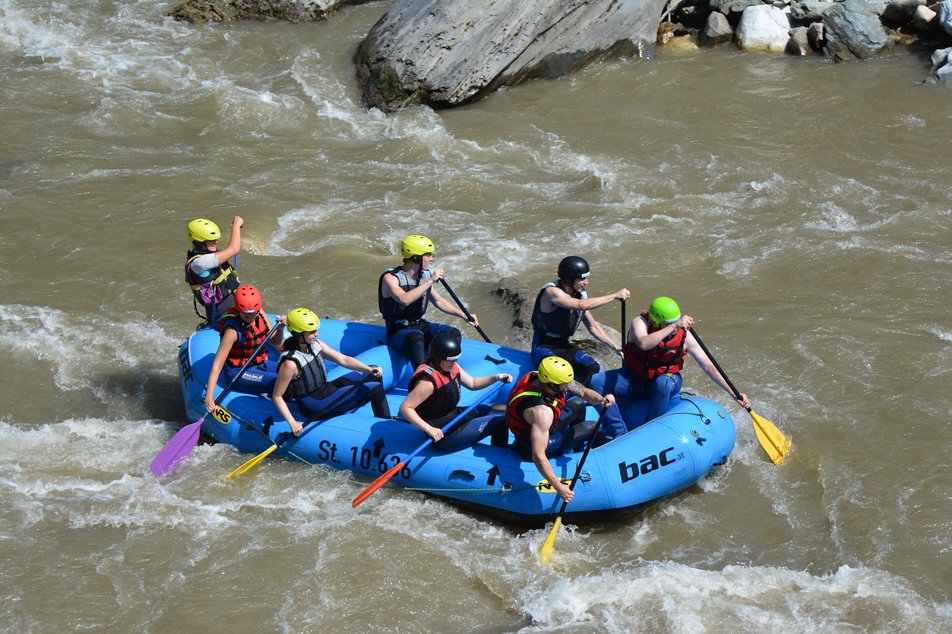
[503,356,615,504]
[399,334,512,451]
[273,308,391,435]
[204,285,284,411]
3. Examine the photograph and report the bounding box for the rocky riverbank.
[166,0,952,110]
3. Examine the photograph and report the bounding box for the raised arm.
[214,215,243,265]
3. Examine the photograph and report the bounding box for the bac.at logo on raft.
[618,447,683,483]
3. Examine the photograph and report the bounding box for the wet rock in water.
[736,5,792,52]
[709,0,763,22]
[699,11,734,46]
[354,0,667,112]
[821,0,893,61]
[912,4,938,33]
[786,25,813,54]
[166,0,352,23]
[808,21,826,49]
[790,0,837,22]
[927,46,952,83]
[881,0,926,26]
[495,277,534,331]
[939,0,952,35]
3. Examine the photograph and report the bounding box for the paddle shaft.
[620,299,627,346]
[281,373,376,445]
[352,383,502,507]
[227,375,375,478]
[214,321,282,406]
[540,408,608,563]
[150,321,282,477]
[688,327,747,410]
[553,408,607,516]
[438,279,492,343]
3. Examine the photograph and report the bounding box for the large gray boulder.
[354,0,667,112]
[939,0,952,36]
[822,0,893,61]
[167,0,360,22]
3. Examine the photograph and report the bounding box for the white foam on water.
[517,561,950,631]
[0,303,179,395]
[1,1,200,94]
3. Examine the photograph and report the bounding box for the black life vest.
[623,312,687,379]
[408,361,462,420]
[378,266,431,326]
[217,312,269,367]
[279,340,331,398]
[505,372,566,442]
[530,281,584,342]
[185,249,240,308]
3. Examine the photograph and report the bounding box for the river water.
[2,0,951,631]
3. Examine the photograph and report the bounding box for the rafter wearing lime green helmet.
[401,234,434,260]
[185,215,243,326]
[187,218,221,244]
[648,296,681,328]
[286,307,320,334]
[379,232,471,369]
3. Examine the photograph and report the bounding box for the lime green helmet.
[401,234,434,259]
[537,356,574,386]
[187,218,221,243]
[648,296,681,328]
[287,307,320,334]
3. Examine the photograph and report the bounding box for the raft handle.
[448,470,476,482]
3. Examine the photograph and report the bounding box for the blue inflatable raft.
[178,318,736,526]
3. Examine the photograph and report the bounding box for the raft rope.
[239,391,730,494]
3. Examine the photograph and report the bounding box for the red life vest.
[623,311,686,380]
[217,312,269,367]
[505,372,566,442]
[408,361,462,420]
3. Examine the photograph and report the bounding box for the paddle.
[227,374,375,479]
[540,408,608,564]
[619,298,627,355]
[438,279,492,343]
[351,383,502,507]
[150,322,282,477]
[689,327,790,464]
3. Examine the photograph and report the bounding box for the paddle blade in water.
[150,417,204,477]
[227,444,278,479]
[352,461,404,507]
[750,410,790,464]
[540,517,562,564]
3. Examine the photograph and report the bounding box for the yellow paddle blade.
[227,444,278,479]
[540,517,563,564]
[750,410,790,465]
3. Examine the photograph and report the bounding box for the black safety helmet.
[429,333,462,363]
[557,256,590,282]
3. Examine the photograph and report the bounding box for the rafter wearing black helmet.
[529,256,630,386]
[399,334,512,451]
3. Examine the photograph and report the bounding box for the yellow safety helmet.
[187,218,221,243]
[537,356,574,386]
[401,234,434,259]
[286,307,320,334]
